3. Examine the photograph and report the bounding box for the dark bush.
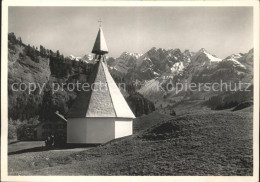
[17,124,37,141]
[232,101,253,111]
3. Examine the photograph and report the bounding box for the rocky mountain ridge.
[64,43,253,112]
[106,47,253,111]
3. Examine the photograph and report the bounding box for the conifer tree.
[56,50,60,58]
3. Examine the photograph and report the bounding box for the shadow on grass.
[8,143,100,155]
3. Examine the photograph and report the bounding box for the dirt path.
[8,141,45,153]
[8,145,93,175]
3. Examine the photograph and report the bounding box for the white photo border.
[1,1,259,182]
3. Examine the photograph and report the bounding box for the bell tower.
[91,21,109,62]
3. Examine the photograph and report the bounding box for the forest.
[8,32,155,140]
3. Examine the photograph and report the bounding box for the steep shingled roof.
[67,60,135,118]
[92,27,109,55]
[67,26,135,119]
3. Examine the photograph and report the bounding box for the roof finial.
[98,19,102,27]
[92,21,109,55]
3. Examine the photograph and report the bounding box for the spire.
[67,26,135,119]
[92,25,109,55]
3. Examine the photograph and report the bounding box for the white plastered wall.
[67,118,86,143]
[67,117,115,143]
[115,118,133,138]
[85,118,115,143]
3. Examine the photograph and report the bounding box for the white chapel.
[66,25,135,144]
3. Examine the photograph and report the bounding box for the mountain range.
[70,46,253,111]
[109,47,253,108]
[8,32,253,123]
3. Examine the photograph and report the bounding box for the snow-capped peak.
[82,54,94,61]
[120,52,143,60]
[194,48,222,62]
[223,53,246,69]
[68,55,81,61]
[225,54,243,61]
[198,48,207,53]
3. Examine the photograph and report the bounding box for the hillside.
[8,107,253,175]
[133,111,173,133]
[8,32,156,140]
[8,33,85,121]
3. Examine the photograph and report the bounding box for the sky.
[8,6,253,59]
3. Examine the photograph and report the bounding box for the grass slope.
[133,111,173,133]
[8,108,253,176]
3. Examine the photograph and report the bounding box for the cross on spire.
[92,21,109,55]
[98,19,102,27]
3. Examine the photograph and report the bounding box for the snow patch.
[171,62,184,74]
[68,55,82,61]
